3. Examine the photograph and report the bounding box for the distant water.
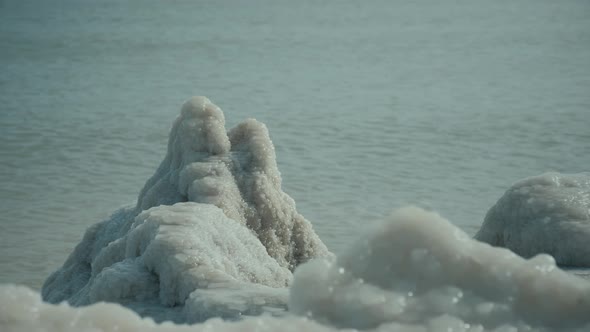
[0,0,589,289]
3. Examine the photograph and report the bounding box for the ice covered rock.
[41,97,330,322]
[43,203,290,323]
[475,172,590,266]
[136,96,330,270]
[290,207,590,331]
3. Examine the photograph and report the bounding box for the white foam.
[136,96,330,270]
[290,207,590,331]
[1,285,332,332]
[476,172,590,266]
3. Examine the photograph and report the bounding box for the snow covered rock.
[475,172,590,266]
[41,97,330,322]
[290,206,590,331]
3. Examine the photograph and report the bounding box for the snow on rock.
[475,172,590,266]
[41,97,330,322]
[290,206,590,331]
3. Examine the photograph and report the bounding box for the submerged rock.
[475,172,590,266]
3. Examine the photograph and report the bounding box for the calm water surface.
[1,0,589,288]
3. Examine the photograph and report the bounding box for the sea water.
[3,98,590,331]
[0,0,589,304]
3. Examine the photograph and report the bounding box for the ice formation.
[137,96,329,269]
[43,203,291,323]
[41,97,330,322]
[1,285,332,332]
[4,207,590,331]
[290,207,590,331]
[475,172,590,266]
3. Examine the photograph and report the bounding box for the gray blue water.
[1,0,589,289]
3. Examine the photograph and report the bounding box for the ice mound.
[43,203,290,323]
[475,172,590,266]
[30,98,590,330]
[290,207,590,331]
[7,207,590,331]
[41,97,329,322]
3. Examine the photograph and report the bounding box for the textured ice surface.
[476,172,590,266]
[41,97,329,322]
[290,207,590,331]
[136,97,330,270]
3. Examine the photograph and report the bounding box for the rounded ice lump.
[475,172,590,266]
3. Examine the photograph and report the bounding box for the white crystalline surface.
[40,97,330,322]
[475,172,590,266]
